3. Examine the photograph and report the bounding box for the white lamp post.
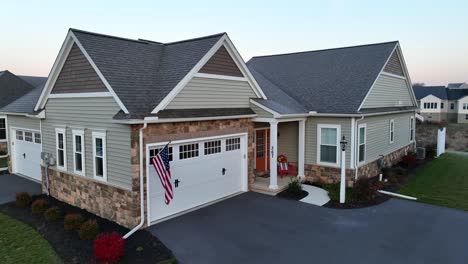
[339,136,347,204]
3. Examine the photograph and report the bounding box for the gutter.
[123,122,148,239]
[112,114,258,124]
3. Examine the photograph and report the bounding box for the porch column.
[269,120,278,190]
[298,119,306,178]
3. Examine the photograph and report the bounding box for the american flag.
[151,145,173,205]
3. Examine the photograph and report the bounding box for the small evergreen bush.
[79,219,100,240]
[15,192,31,207]
[44,207,62,221]
[64,213,85,231]
[31,199,49,215]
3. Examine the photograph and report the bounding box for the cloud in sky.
[0,0,466,85]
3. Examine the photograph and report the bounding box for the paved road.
[148,192,468,264]
[0,174,41,204]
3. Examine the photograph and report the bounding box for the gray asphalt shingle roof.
[413,86,468,101]
[0,75,47,114]
[0,70,35,108]
[71,29,224,119]
[247,41,398,114]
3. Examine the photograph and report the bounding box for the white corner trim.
[151,35,267,114]
[193,73,247,82]
[350,118,355,169]
[316,124,341,167]
[249,99,281,117]
[48,92,113,98]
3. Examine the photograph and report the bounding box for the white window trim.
[0,116,7,142]
[72,129,85,176]
[358,123,366,164]
[409,117,415,143]
[317,124,341,167]
[55,128,67,171]
[389,119,395,144]
[92,131,107,181]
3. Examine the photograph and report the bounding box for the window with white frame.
[389,119,395,144]
[410,117,415,142]
[24,131,33,142]
[72,130,85,175]
[204,140,221,155]
[465,114,468,120]
[55,128,67,170]
[226,137,240,151]
[179,143,199,160]
[92,132,107,181]
[317,124,340,165]
[463,103,468,110]
[451,103,455,110]
[441,102,444,109]
[358,124,366,163]
[149,147,173,164]
[0,118,6,141]
[16,130,23,140]
[34,132,41,144]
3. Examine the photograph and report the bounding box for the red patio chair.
[277,154,295,178]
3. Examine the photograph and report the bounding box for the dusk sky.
[1,0,466,86]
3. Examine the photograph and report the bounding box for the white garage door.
[147,133,247,224]
[13,129,42,181]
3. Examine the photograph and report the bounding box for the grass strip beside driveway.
[0,213,61,264]
[399,153,468,211]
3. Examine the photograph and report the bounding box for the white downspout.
[354,115,364,181]
[124,122,148,239]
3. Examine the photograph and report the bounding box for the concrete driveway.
[0,174,42,204]
[148,192,468,264]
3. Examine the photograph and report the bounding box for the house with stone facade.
[413,84,468,123]
[0,71,47,177]
[22,28,416,230]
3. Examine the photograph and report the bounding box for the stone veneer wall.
[304,144,413,186]
[42,167,140,228]
[130,118,255,225]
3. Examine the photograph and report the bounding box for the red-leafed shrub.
[44,206,62,221]
[400,154,417,168]
[31,198,49,215]
[64,213,85,231]
[94,232,126,263]
[15,192,32,207]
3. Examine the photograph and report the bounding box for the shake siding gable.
[383,50,405,77]
[199,46,244,77]
[42,97,132,189]
[51,43,108,94]
[361,74,414,109]
[165,77,257,109]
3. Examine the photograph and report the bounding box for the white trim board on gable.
[35,30,129,114]
[151,35,267,114]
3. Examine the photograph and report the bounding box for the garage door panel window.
[149,147,173,163]
[204,140,221,155]
[179,143,199,160]
[226,137,240,151]
[317,125,340,166]
[0,118,5,141]
[72,130,85,176]
[16,130,23,140]
[92,132,107,181]
[34,133,41,144]
[55,128,67,171]
[24,132,33,142]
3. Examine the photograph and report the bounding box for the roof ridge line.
[165,32,226,45]
[251,41,399,59]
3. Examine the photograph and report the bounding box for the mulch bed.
[276,189,308,201]
[0,194,174,264]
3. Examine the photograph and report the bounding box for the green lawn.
[399,153,468,211]
[0,213,61,264]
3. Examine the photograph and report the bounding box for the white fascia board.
[249,99,280,117]
[48,92,112,98]
[113,114,257,124]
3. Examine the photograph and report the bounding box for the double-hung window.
[410,117,415,142]
[317,124,340,166]
[55,128,67,170]
[358,124,366,163]
[389,119,395,144]
[72,130,85,176]
[92,132,107,181]
[0,117,6,141]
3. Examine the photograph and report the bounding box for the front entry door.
[255,129,270,172]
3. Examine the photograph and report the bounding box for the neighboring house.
[413,84,468,123]
[28,29,415,230]
[0,71,47,180]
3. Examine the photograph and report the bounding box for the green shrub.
[44,207,62,221]
[64,213,85,231]
[15,192,32,207]
[79,219,100,240]
[287,179,302,194]
[352,178,382,202]
[321,183,354,202]
[31,199,49,215]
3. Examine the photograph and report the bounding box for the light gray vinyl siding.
[42,97,132,189]
[361,112,414,164]
[361,74,414,109]
[278,122,298,162]
[166,77,257,109]
[305,117,352,168]
[7,115,41,132]
[250,103,274,118]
